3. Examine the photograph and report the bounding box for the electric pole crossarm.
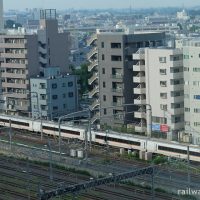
[39,166,154,200]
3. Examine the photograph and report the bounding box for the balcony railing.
[88,73,98,85]
[88,60,98,72]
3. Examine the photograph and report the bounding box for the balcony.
[87,47,98,60]
[134,109,146,119]
[134,96,146,105]
[88,60,98,72]
[89,86,99,98]
[112,88,123,93]
[90,99,100,110]
[112,101,123,107]
[133,85,146,94]
[15,105,29,111]
[1,53,26,59]
[134,122,147,133]
[38,46,47,54]
[0,43,26,49]
[91,112,100,124]
[2,82,28,89]
[133,75,145,83]
[1,72,27,79]
[133,63,145,71]
[87,34,97,46]
[4,93,28,99]
[88,73,98,85]
[39,56,47,64]
[111,74,123,81]
[132,49,145,60]
[113,114,124,123]
[1,63,27,69]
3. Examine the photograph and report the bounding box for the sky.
[4,0,200,10]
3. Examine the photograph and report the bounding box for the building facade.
[87,28,165,128]
[0,32,39,116]
[183,39,200,144]
[38,9,70,74]
[30,67,78,120]
[133,48,184,138]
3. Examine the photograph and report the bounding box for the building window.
[53,106,58,110]
[185,107,190,112]
[194,95,200,100]
[52,83,57,89]
[193,81,200,86]
[194,122,200,127]
[40,83,46,89]
[63,104,66,109]
[62,83,66,87]
[184,67,189,72]
[160,93,167,99]
[52,95,58,100]
[111,55,122,61]
[160,81,167,87]
[40,94,46,100]
[159,57,166,63]
[102,54,105,60]
[194,108,200,113]
[102,68,105,74]
[103,82,106,88]
[160,104,167,111]
[193,68,200,72]
[111,43,121,48]
[63,94,66,98]
[41,105,46,111]
[159,69,166,75]
[101,42,104,48]
[68,82,73,87]
[104,109,107,115]
[183,55,189,59]
[103,95,106,101]
[68,92,74,97]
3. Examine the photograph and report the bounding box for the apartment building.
[0,31,39,116]
[87,28,165,127]
[133,48,184,138]
[30,67,78,120]
[183,39,200,144]
[0,9,71,116]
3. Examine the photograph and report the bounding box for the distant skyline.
[4,0,200,10]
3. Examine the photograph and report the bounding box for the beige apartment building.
[0,9,70,116]
[133,47,184,138]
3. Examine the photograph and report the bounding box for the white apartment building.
[183,39,200,144]
[133,47,184,139]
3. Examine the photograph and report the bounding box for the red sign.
[160,124,169,132]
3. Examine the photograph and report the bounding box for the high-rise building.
[133,47,184,138]
[87,28,165,128]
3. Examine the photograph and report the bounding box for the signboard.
[160,124,169,132]
[152,124,160,131]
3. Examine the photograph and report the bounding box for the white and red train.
[0,114,200,162]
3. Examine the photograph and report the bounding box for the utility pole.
[187,146,190,188]
[8,119,12,151]
[151,165,155,200]
[85,127,88,161]
[48,140,53,181]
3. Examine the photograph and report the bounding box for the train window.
[0,118,9,123]
[11,120,29,127]
[42,126,80,136]
[95,135,140,146]
[158,146,187,154]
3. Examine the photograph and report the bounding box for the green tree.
[72,63,92,96]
